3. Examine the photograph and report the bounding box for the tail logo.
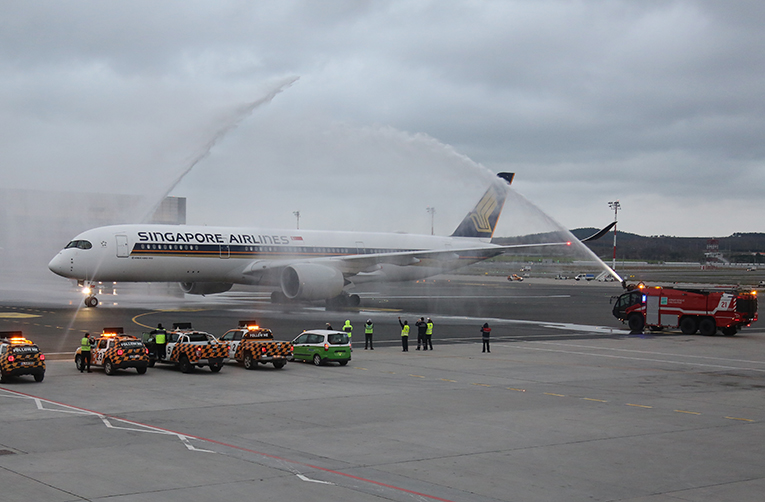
[468,186,500,233]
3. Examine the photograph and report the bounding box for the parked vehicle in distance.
[291,330,351,366]
[575,274,595,281]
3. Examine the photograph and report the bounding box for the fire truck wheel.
[179,356,194,373]
[722,326,737,337]
[680,317,698,335]
[34,371,45,382]
[699,318,717,336]
[243,352,255,370]
[627,314,644,332]
[104,359,116,375]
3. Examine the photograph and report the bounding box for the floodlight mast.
[426,206,435,235]
[608,201,621,270]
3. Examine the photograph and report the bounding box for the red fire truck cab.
[612,284,758,336]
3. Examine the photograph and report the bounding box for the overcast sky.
[2,0,764,238]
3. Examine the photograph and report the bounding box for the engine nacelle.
[280,264,344,301]
[179,282,233,296]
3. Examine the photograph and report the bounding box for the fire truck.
[612,284,758,336]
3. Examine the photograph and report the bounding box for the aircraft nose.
[48,252,69,277]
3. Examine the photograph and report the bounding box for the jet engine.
[280,264,344,301]
[179,282,233,295]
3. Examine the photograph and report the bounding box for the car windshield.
[327,333,349,345]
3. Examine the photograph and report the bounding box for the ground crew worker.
[481,323,491,353]
[80,332,92,372]
[154,323,166,360]
[398,317,409,352]
[415,317,427,350]
[364,319,374,350]
[343,320,353,350]
[425,318,434,350]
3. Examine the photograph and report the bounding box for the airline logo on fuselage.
[137,231,295,245]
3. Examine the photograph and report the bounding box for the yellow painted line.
[675,410,701,415]
[507,388,526,392]
[627,403,652,408]
[354,367,368,370]
[472,383,491,387]
[441,378,456,382]
[725,416,754,422]
[0,313,41,318]
[410,374,425,378]
[583,398,607,403]
[544,393,565,397]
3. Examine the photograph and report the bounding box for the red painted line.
[0,388,457,502]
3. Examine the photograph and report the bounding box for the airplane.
[48,173,616,308]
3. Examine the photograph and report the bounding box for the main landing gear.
[326,292,360,310]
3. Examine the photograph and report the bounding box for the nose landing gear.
[79,281,99,308]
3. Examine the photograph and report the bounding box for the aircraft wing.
[242,241,571,277]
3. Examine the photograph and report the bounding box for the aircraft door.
[355,241,365,255]
[116,235,129,258]
[220,245,230,258]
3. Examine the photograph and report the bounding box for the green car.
[291,330,351,366]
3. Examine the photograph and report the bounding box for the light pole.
[293,210,300,230]
[426,206,435,235]
[607,201,620,270]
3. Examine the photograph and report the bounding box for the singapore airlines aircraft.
[49,173,607,308]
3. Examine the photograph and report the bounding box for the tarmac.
[1,274,764,501]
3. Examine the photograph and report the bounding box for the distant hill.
[569,229,765,263]
[493,230,765,263]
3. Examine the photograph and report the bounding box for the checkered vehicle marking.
[170,341,228,363]
[234,340,293,362]
[1,340,45,379]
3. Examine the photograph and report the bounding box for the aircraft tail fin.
[450,172,514,238]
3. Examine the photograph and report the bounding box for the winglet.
[450,172,514,238]
[580,221,617,242]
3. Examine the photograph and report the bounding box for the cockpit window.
[65,240,93,250]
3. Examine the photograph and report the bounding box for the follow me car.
[291,330,351,366]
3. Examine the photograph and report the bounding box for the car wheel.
[148,358,155,367]
[313,354,322,366]
[680,317,698,335]
[627,313,645,332]
[699,318,717,336]
[210,362,223,373]
[273,360,286,369]
[34,371,45,382]
[75,354,83,371]
[338,360,348,366]
[243,352,255,370]
[179,356,193,373]
[136,365,147,374]
[104,359,115,375]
